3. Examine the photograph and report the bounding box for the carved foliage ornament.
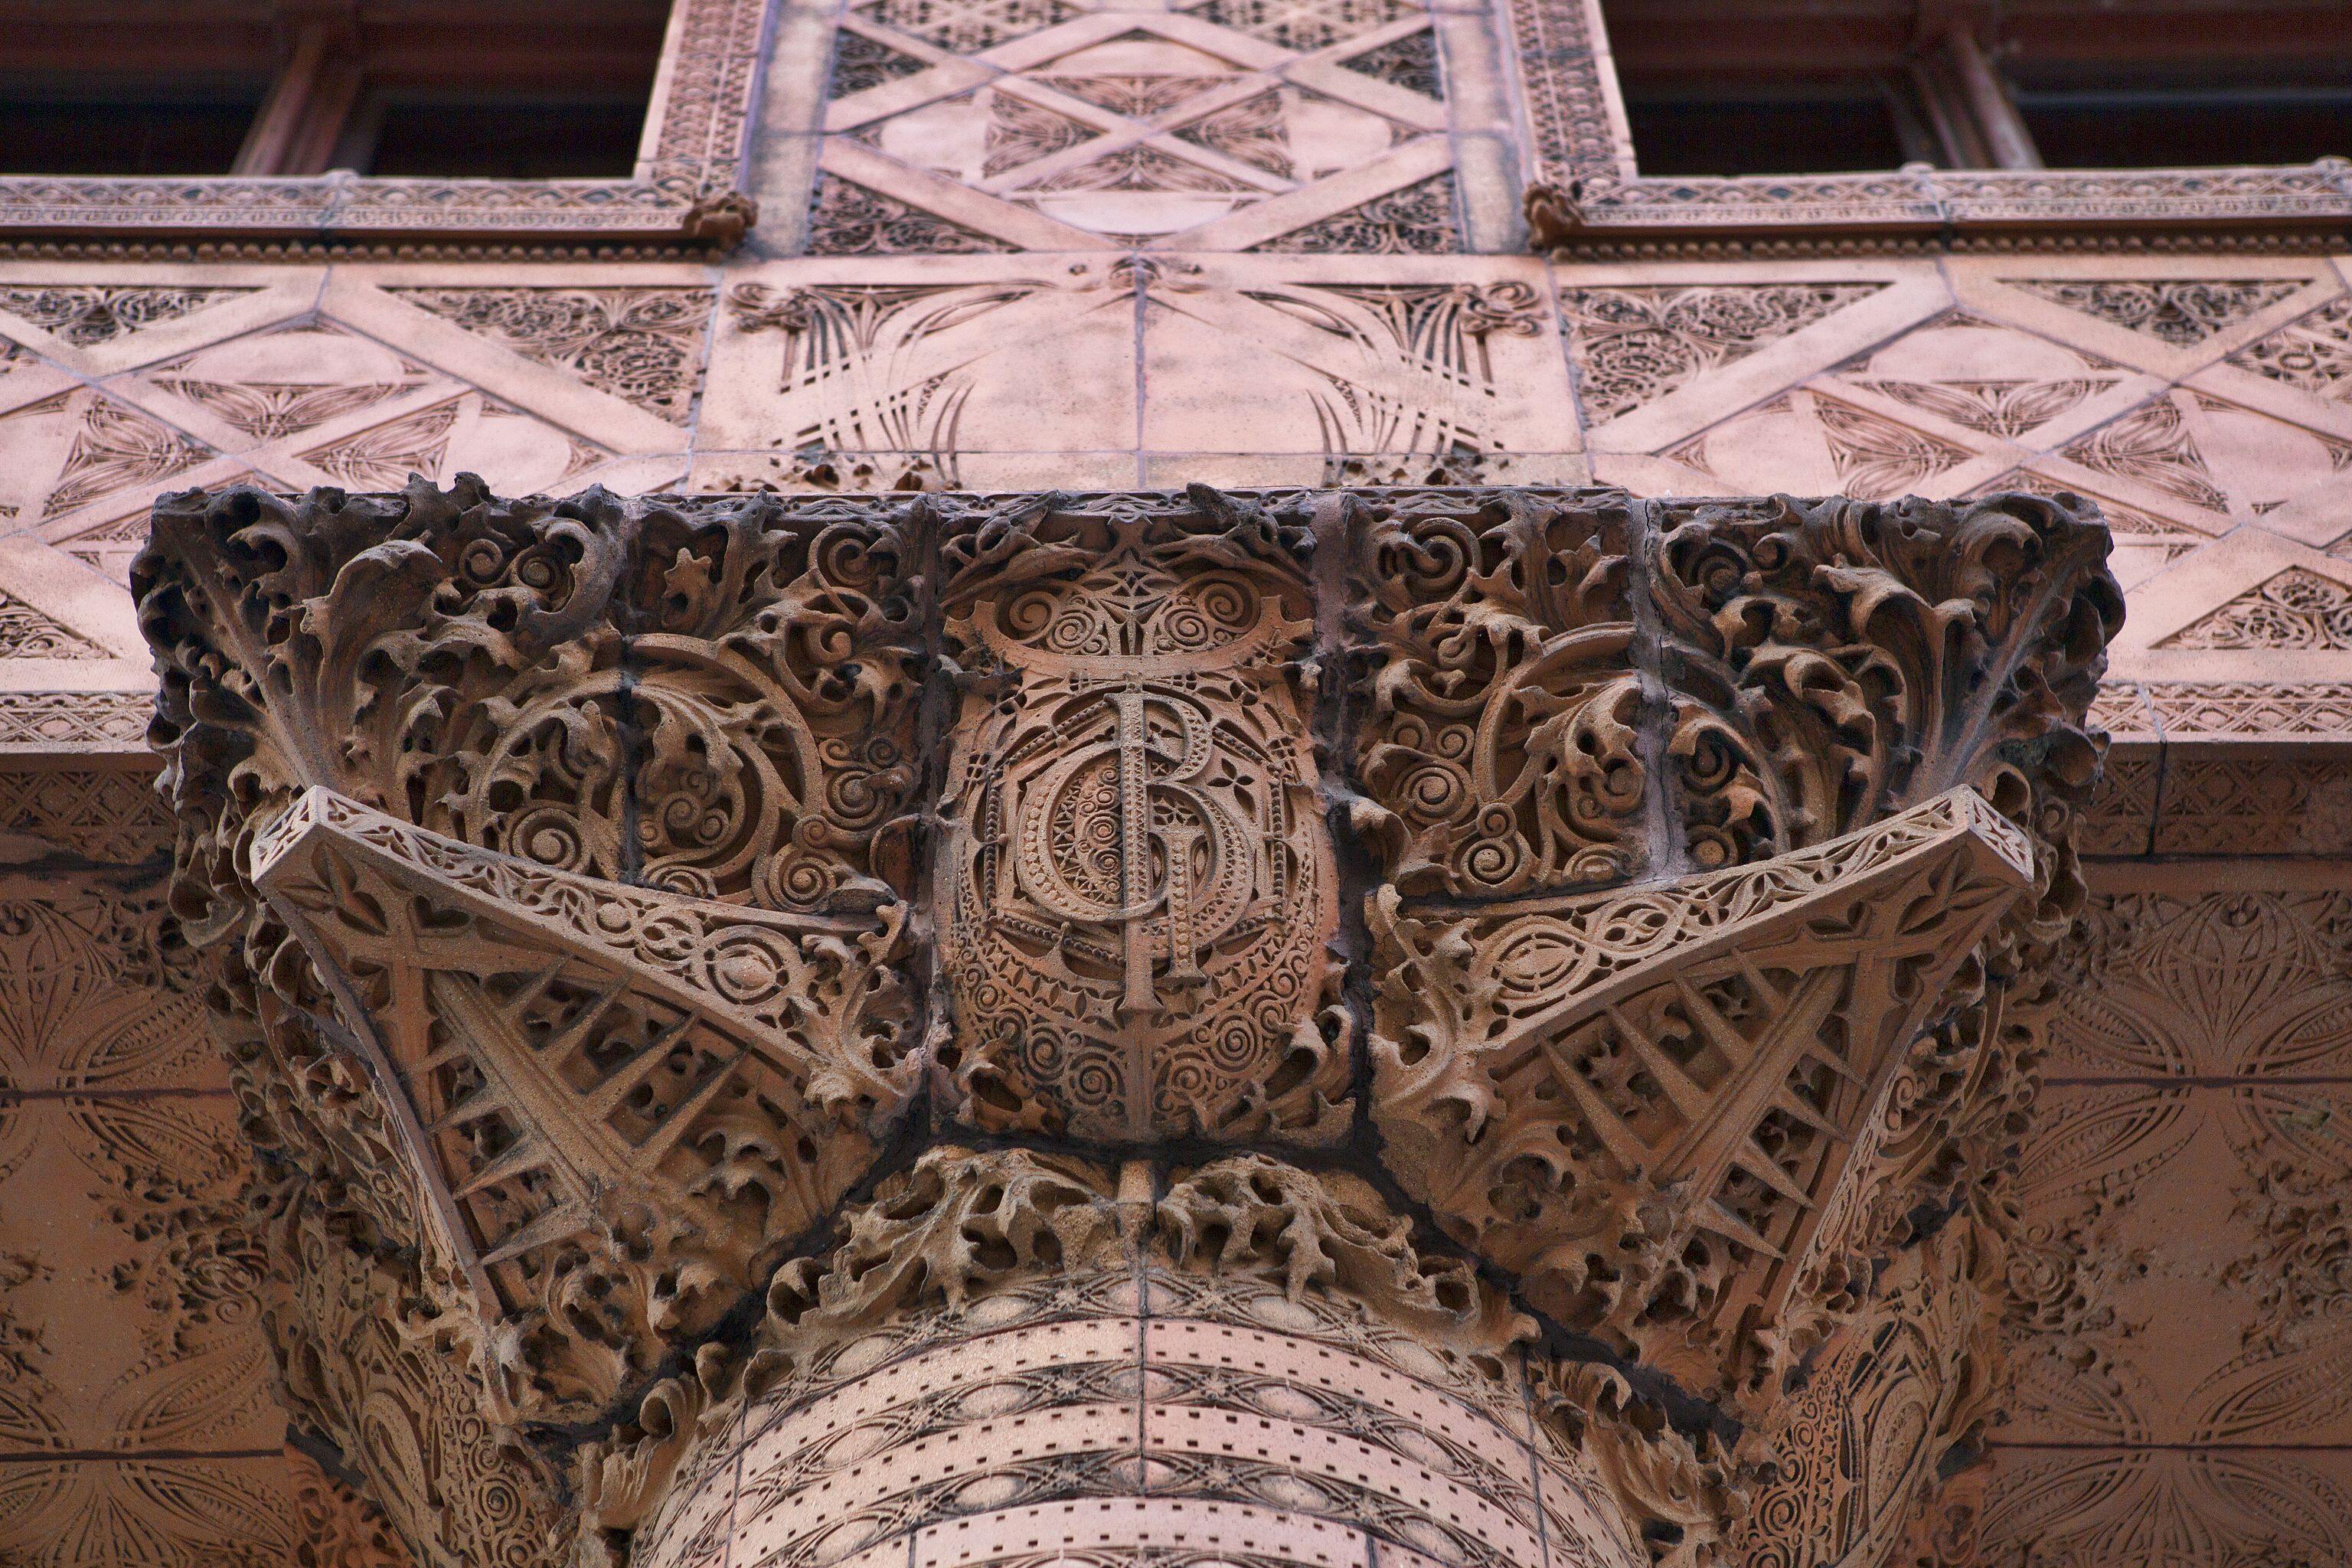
[136,481,926,1436]
[1352,488,2118,1404]
[583,1145,1626,1553]
[135,482,2117,1568]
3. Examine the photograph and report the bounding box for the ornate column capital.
[135,480,2118,1568]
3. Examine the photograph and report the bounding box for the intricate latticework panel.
[249,790,915,1363]
[1374,791,2032,1393]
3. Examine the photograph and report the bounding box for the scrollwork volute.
[136,481,2118,1568]
[1349,486,1650,895]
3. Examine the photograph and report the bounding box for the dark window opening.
[2013,80,2351,168]
[0,75,271,175]
[0,2,668,179]
[1601,0,2352,176]
[343,89,653,179]
[1620,76,1920,176]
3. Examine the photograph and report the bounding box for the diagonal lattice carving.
[248,786,914,1327]
[1373,789,2030,1395]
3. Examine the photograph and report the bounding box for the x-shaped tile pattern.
[1573,257,2352,677]
[0,265,714,736]
[819,0,1452,248]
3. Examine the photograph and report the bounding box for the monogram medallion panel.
[935,489,1344,1143]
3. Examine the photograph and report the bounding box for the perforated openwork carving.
[134,480,2118,1568]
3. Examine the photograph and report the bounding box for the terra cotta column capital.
[135,480,2119,1568]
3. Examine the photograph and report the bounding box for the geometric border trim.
[0,0,766,250]
[0,691,155,754]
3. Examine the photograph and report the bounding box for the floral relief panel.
[1975,884,2352,1568]
[0,870,407,1567]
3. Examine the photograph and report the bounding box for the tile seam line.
[2037,1074,2352,1088]
[1983,1440,2352,1452]
[0,1447,286,1462]
[0,1086,237,1102]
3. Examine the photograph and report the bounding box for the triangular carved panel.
[0,285,256,348]
[2159,567,2352,651]
[2230,297,2352,404]
[1560,283,1887,422]
[149,322,431,440]
[389,286,717,423]
[2007,278,2305,346]
[0,589,103,657]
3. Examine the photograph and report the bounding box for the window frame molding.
[0,0,770,250]
[1511,0,2352,250]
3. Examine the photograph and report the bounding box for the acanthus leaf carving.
[1531,1360,1746,1568]
[285,1443,416,1568]
[134,479,928,1557]
[1355,485,2115,1427]
[1649,490,2117,884]
[1155,1152,1535,1355]
[259,1176,570,1568]
[1728,1221,2006,1568]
